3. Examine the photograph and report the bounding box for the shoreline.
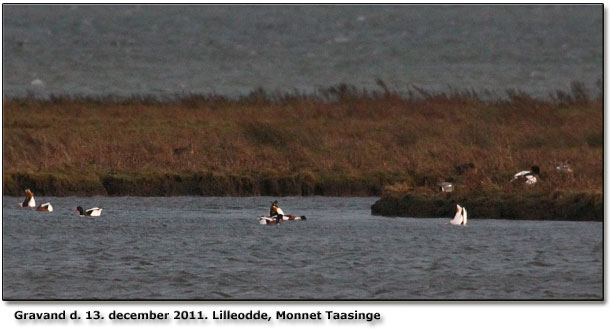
[370,191,603,222]
[4,171,602,222]
[2,171,401,197]
[3,88,602,221]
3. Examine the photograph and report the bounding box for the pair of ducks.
[18,189,102,216]
[440,165,542,193]
[18,189,53,212]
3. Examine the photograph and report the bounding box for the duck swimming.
[36,202,53,212]
[449,204,468,226]
[269,200,284,216]
[76,206,103,217]
[260,200,306,225]
[19,189,36,208]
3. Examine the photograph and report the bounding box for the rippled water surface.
[2,196,602,300]
[3,5,602,98]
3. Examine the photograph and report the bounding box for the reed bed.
[2,82,602,199]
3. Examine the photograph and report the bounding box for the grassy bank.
[371,187,603,221]
[2,170,402,196]
[3,84,603,216]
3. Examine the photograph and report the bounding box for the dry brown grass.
[2,84,603,195]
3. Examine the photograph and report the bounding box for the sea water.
[2,196,602,299]
[2,5,602,98]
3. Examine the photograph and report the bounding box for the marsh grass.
[2,83,602,197]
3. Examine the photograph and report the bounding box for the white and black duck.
[75,206,103,217]
[36,202,53,212]
[18,189,36,208]
[259,200,307,225]
[511,165,540,185]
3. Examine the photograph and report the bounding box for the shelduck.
[36,202,53,212]
[76,206,103,217]
[269,200,284,216]
[439,182,454,192]
[511,166,540,185]
[259,214,307,225]
[19,189,36,208]
[260,200,306,225]
[449,204,468,226]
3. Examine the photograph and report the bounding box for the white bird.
[449,204,468,226]
[36,202,53,212]
[76,206,102,217]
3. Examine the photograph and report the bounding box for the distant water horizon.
[2,5,603,99]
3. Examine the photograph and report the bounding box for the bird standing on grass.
[511,166,540,185]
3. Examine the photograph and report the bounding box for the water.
[2,196,602,300]
[2,5,602,98]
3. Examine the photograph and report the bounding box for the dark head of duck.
[76,206,84,215]
[270,200,278,216]
[530,166,540,175]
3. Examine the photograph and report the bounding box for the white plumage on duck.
[37,202,53,212]
[449,204,467,226]
[19,189,36,208]
[511,166,540,185]
[76,206,103,217]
